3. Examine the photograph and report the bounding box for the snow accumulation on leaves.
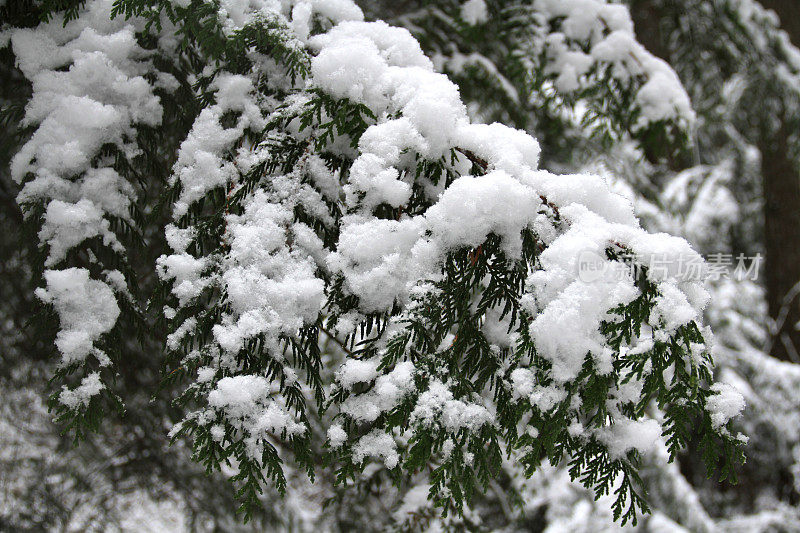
[531,0,694,128]
[10,0,744,524]
[286,1,740,518]
[57,372,106,410]
[212,189,326,354]
[337,361,415,423]
[35,268,119,368]
[169,73,265,218]
[9,0,164,409]
[207,375,306,435]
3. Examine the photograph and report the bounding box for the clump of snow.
[211,190,326,354]
[36,268,120,367]
[425,172,542,257]
[208,375,273,413]
[336,359,380,389]
[327,424,347,448]
[329,171,544,312]
[524,203,708,384]
[340,362,416,422]
[39,199,122,267]
[531,385,569,413]
[510,368,536,400]
[410,380,493,432]
[327,216,432,312]
[166,318,197,352]
[344,118,425,211]
[707,382,746,430]
[290,0,364,42]
[58,372,105,409]
[207,375,306,459]
[528,271,638,383]
[595,417,662,459]
[652,281,699,332]
[482,306,515,349]
[460,0,488,26]
[156,252,211,307]
[197,367,216,383]
[352,430,399,469]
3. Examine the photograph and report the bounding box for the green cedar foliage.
[2,0,744,527]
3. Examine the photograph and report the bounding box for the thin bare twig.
[321,325,354,357]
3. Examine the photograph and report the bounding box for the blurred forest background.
[2,0,800,530]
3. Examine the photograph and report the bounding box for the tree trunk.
[761,119,800,362]
[755,0,800,361]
